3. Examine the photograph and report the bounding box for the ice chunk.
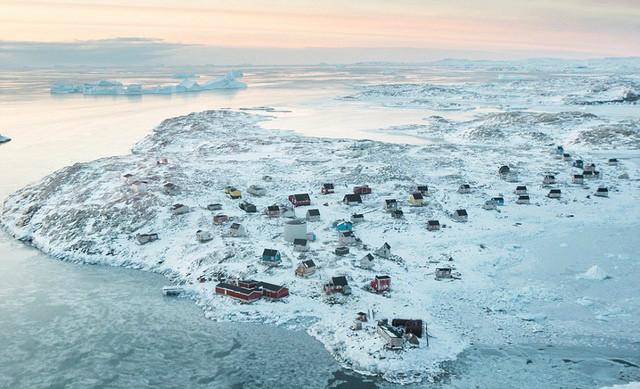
[577,265,610,280]
[201,70,247,90]
[0,134,11,143]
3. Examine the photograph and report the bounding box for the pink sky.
[1,0,639,57]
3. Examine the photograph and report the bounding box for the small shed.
[229,223,246,237]
[391,209,404,219]
[543,175,556,185]
[239,201,257,213]
[516,195,530,204]
[224,187,242,199]
[306,208,321,222]
[321,183,335,194]
[163,182,179,195]
[371,275,391,292]
[375,242,391,258]
[213,214,229,224]
[384,199,398,212]
[288,193,311,207]
[247,185,267,197]
[377,324,403,349]
[293,238,309,252]
[595,187,609,198]
[453,209,468,222]
[207,203,222,211]
[343,194,363,205]
[491,195,505,206]
[353,185,372,195]
[265,205,281,217]
[458,184,471,194]
[515,185,528,195]
[607,158,619,166]
[416,185,430,195]
[136,233,158,245]
[435,267,453,279]
[335,246,350,256]
[547,189,561,199]
[573,159,584,169]
[262,249,281,264]
[427,220,440,231]
[295,260,316,277]
[573,174,584,184]
[335,221,353,232]
[360,253,375,269]
[171,203,190,215]
[351,213,365,223]
[408,192,424,206]
[196,230,213,242]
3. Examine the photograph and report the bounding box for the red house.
[353,185,372,195]
[215,282,262,303]
[371,275,391,292]
[321,183,335,194]
[288,193,311,207]
[258,282,289,300]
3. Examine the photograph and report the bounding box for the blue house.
[491,196,505,206]
[335,221,353,232]
[262,249,281,264]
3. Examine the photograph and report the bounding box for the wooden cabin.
[371,275,391,292]
[427,220,441,231]
[543,175,556,185]
[213,214,229,224]
[229,223,246,237]
[562,153,572,161]
[483,200,497,210]
[377,324,403,349]
[295,260,316,277]
[491,195,505,206]
[257,282,289,300]
[239,201,257,213]
[335,221,353,232]
[353,185,372,195]
[207,203,222,211]
[375,242,391,258]
[416,185,430,195]
[435,267,453,280]
[351,213,365,223]
[595,187,609,198]
[408,192,425,206]
[573,160,584,169]
[171,203,190,215]
[608,158,619,166]
[335,246,350,256]
[224,186,242,199]
[163,182,179,195]
[458,184,471,194]
[247,185,267,197]
[288,193,311,207]
[548,189,562,199]
[136,233,158,245]
[306,208,321,222]
[343,194,363,205]
[339,230,358,245]
[515,185,528,195]
[293,238,309,252]
[391,209,404,219]
[516,195,530,204]
[265,205,281,217]
[196,230,213,243]
[384,199,398,212]
[360,253,375,269]
[453,209,468,222]
[131,180,148,194]
[573,174,584,184]
[262,249,281,264]
[215,282,262,303]
[321,183,335,194]
[324,276,351,295]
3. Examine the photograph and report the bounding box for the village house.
[343,193,363,205]
[321,183,335,194]
[261,249,281,265]
[573,159,584,169]
[427,220,441,231]
[295,260,316,277]
[247,184,267,197]
[335,246,350,256]
[122,173,135,184]
[207,203,222,211]
[384,199,398,212]
[157,157,169,165]
[265,205,281,217]
[483,200,497,210]
[353,185,372,195]
[351,213,365,223]
[583,170,599,179]
[215,282,262,303]
[229,223,246,237]
[163,182,179,195]
[377,323,403,349]
[375,242,391,258]
[595,186,609,198]
[562,153,572,161]
[335,220,353,232]
[371,275,391,292]
[573,174,584,184]
[257,282,289,300]
[356,312,368,322]
[491,195,505,206]
[131,180,148,194]
[339,230,358,246]
[458,184,471,194]
[548,189,562,199]
[171,203,190,215]
[288,193,311,207]
[391,209,404,219]
[262,175,273,182]
[294,238,309,252]
[435,267,453,280]
[608,158,619,166]
[453,209,468,222]
[408,192,425,206]
[584,163,596,173]
[543,175,556,185]
[136,233,158,245]
[516,195,531,204]
[239,201,257,213]
[498,165,510,178]
[360,253,375,269]
[213,214,229,224]
[224,186,242,199]
[324,276,351,295]
[196,229,213,243]
[416,185,430,195]
[306,208,321,222]
[555,145,564,155]
[515,185,528,195]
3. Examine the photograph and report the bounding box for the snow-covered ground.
[2,60,639,385]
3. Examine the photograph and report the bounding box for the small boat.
[162,286,184,296]
[0,134,11,144]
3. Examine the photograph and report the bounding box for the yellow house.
[408,192,425,206]
[224,186,242,199]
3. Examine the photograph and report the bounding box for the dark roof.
[216,282,258,296]
[257,281,286,292]
[352,213,364,218]
[417,185,429,190]
[550,189,561,193]
[293,193,311,201]
[267,205,280,211]
[341,231,354,237]
[302,260,316,268]
[456,209,468,216]
[375,275,391,280]
[460,184,470,188]
[294,238,307,246]
[428,220,440,225]
[385,199,397,204]
[574,174,584,178]
[332,276,348,286]
[231,223,242,229]
[322,183,334,189]
[335,246,349,253]
[392,209,403,215]
[516,185,527,190]
[411,192,424,199]
[382,242,391,249]
[597,187,608,191]
[519,195,530,200]
[344,194,362,202]
[363,253,374,261]
[263,248,279,257]
[307,209,320,216]
[499,165,510,172]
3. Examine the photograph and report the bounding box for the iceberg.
[201,70,247,90]
[0,134,11,144]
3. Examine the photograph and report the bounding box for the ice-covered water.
[1,64,639,388]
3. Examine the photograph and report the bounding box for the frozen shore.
[2,109,639,383]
